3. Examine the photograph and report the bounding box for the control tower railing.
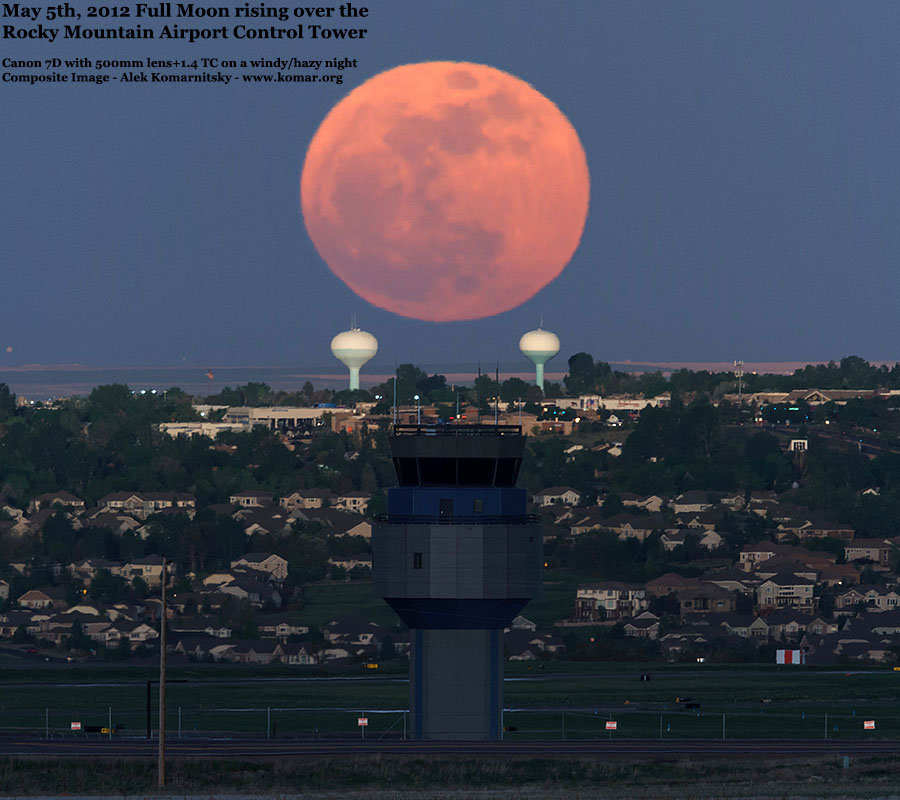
[392,424,522,437]
[374,513,539,526]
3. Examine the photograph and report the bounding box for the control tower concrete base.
[410,628,502,740]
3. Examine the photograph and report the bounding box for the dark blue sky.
[4,1,899,374]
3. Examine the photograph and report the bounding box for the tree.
[394,364,427,405]
[42,512,76,562]
[600,492,624,518]
[500,377,530,404]
[0,384,15,421]
[68,619,90,650]
[565,353,595,395]
[473,374,500,405]
[379,635,398,660]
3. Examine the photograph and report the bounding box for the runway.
[3,737,899,759]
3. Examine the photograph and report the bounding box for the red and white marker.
[606,720,617,730]
[864,720,876,730]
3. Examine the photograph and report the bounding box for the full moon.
[301,62,590,321]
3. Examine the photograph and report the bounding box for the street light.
[414,394,420,425]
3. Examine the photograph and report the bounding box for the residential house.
[575,583,648,621]
[678,584,737,616]
[835,585,900,613]
[752,557,818,583]
[121,555,174,587]
[775,514,855,542]
[68,558,121,586]
[716,613,757,638]
[533,487,582,507]
[229,491,274,508]
[333,491,371,514]
[328,554,372,573]
[79,512,143,536]
[17,589,61,610]
[603,513,670,542]
[504,629,565,660]
[719,492,746,510]
[218,577,282,608]
[844,538,898,567]
[817,564,861,587]
[174,636,223,660]
[623,612,661,640]
[645,572,701,597]
[746,492,781,517]
[676,510,726,531]
[202,570,242,588]
[567,508,608,536]
[294,507,372,538]
[234,507,294,537]
[97,492,146,515]
[620,494,666,513]
[0,610,42,638]
[230,553,289,581]
[170,618,233,638]
[224,640,283,665]
[702,569,758,595]
[671,491,712,514]
[279,643,319,665]
[659,628,711,657]
[660,529,723,552]
[756,573,816,611]
[28,491,85,513]
[739,542,791,572]
[256,615,309,641]
[279,489,333,511]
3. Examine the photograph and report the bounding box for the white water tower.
[331,328,378,391]
[519,327,560,391]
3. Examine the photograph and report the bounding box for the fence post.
[659,714,663,740]
[722,712,725,741]
[45,708,49,739]
[561,710,565,740]
[108,707,112,740]
[825,712,828,741]
[267,707,271,740]
[178,706,181,740]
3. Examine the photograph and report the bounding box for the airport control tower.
[371,424,542,740]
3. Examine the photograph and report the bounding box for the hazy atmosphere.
[4,1,900,372]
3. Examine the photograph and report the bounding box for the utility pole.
[494,364,500,425]
[158,557,167,788]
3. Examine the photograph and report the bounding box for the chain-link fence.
[502,708,900,740]
[6,706,899,741]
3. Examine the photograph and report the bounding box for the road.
[3,736,899,759]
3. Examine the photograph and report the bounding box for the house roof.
[237,552,286,563]
[32,491,83,504]
[534,486,580,497]
[674,490,710,504]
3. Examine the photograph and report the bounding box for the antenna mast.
[734,360,744,404]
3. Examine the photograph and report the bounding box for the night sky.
[4,1,900,374]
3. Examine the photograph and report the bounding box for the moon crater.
[301,61,590,321]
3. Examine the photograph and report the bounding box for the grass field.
[294,574,581,629]
[2,663,900,741]
[3,753,900,798]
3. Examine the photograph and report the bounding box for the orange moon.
[300,62,590,322]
